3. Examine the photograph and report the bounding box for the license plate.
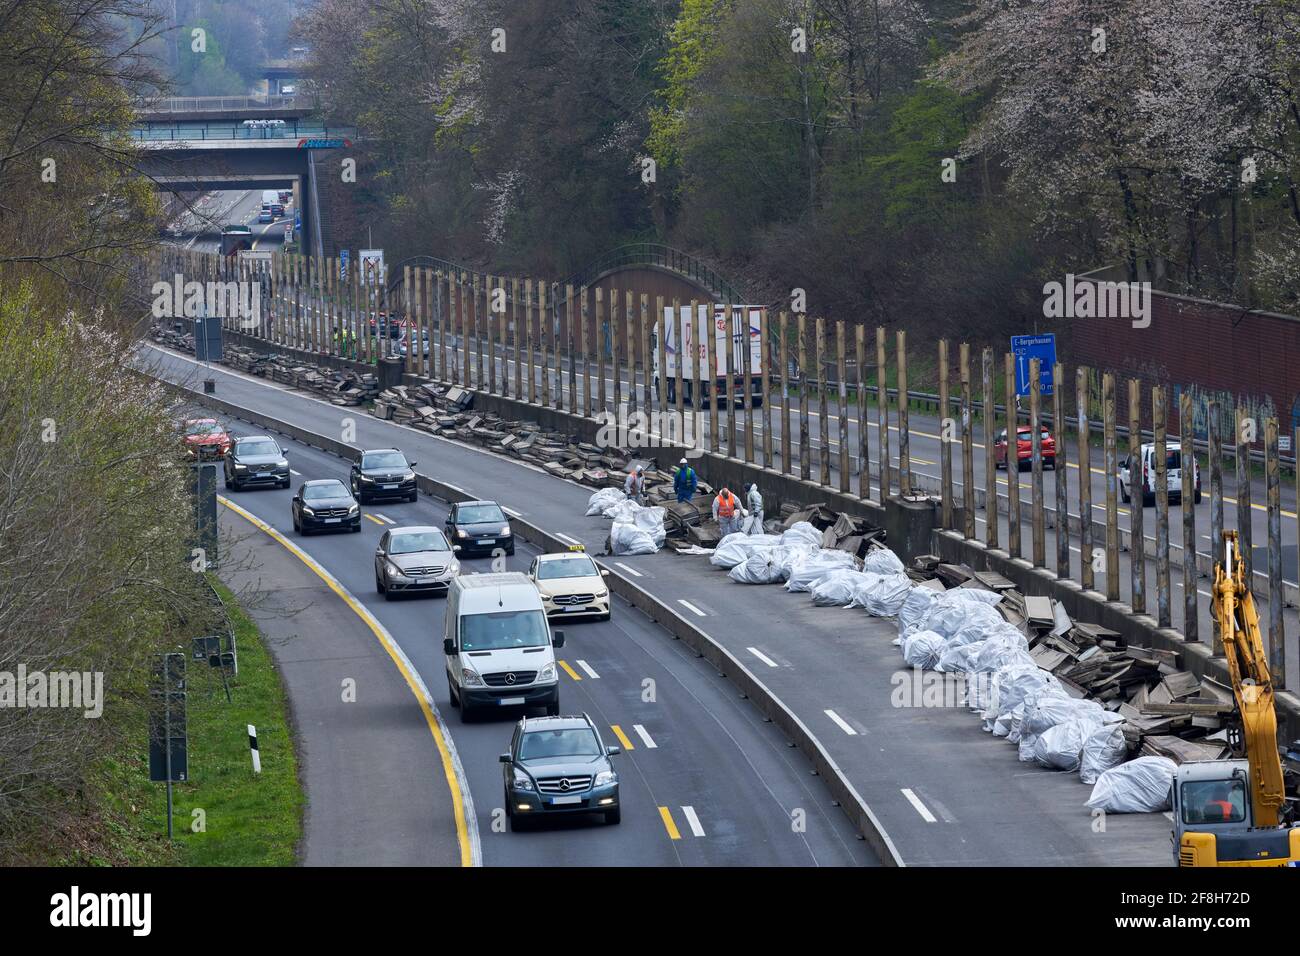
[498,696,525,706]
[562,605,582,612]
[381,483,397,490]
[478,538,495,545]
[325,518,341,524]
[415,578,431,585]
[551,795,581,806]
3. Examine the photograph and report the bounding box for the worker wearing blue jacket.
[673,458,698,503]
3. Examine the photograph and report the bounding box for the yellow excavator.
[1172,531,1300,866]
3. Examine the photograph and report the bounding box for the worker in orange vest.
[713,487,747,537]
[624,465,646,505]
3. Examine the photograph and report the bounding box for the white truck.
[651,303,764,408]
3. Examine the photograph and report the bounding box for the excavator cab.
[1172,761,1300,865]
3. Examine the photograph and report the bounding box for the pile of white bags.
[810,570,871,607]
[1079,723,1129,785]
[728,549,790,584]
[901,630,947,669]
[586,487,625,516]
[1085,757,1176,812]
[610,522,657,555]
[780,522,823,548]
[784,549,860,592]
[862,548,906,575]
[709,533,781,569]
[848,573,914,616]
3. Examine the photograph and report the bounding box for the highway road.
[206,418,875,866]
[151,344,1176,865]
[164,188,292,254]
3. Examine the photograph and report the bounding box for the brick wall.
[1063,285,1300,448]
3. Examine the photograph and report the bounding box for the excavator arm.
[1213,532,1286,827]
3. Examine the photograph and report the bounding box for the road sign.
[359,248,385,286]
[1011,333,1056,396]
[194,315,223,363]
[339,249,350,280]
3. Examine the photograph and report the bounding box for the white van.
[443,572,564,721]
[260,189,278,211]
[1119,442,1202,507]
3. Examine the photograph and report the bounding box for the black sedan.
[445,500,514,556]
[350,448,418,504]
[224,435,290,490]
[292,479,361,535]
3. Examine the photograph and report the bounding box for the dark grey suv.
[500,714,620,830]
[350,448,418,504]
[224,435,290,490]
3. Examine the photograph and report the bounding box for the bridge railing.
[562,242,746,304]
[129,126,350,142]
[139,95,308,113]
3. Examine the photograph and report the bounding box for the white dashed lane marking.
[681,805,706,837]
[678,599,707,617]
[632,724,657,749]
[747,647,779,668]
[614,562,643,578]
[575,659,600,679]
[901,788,938,823]
[824,709,857,736]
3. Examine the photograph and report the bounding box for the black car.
[292,479,361,534]
[445,500,514,556]
[500,714,620,830]
[350,448,417,503]
[224,435,290,490]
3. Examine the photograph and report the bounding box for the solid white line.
[373,513,396,524]
[678,599,707,617]
[824,709,858,735]
[633,724,657,749]
[501,506,522,517]
[614,561,643,578]
[901,788,937,823]
[681,805,706,837]
[554,532,581,545]
[575,659,600,679]
[290,469,302,476]
[746,646,779,668]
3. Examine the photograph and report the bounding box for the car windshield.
[390,531,448,554]
[1181,778,1246,825]
[185,421,221,435]
[458,504,505,524]
[363,451,407,469]
[303,481,347,501]
[238,440,279,456]
[520,728,601,760]
[460,610,548,651]
[538,557,598,580]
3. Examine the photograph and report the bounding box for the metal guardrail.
[129,126,350,142]
[563,242,746,303]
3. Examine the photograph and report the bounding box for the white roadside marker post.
[248,724,261,774]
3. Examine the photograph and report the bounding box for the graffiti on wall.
[1174,383,1279,445]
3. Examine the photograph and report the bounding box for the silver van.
[443,573,564,721]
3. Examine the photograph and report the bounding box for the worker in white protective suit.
[624,465,647,506]
[742,482,764,535]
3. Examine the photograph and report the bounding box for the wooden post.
[836,321,848,492]
[897,330,910,496]
[983,348,998,550]
[816,317,828,486]
[541,282,551,407]
[799,315,810,481]
[857,326,870,500]
[1181,392,1198,641]
[1266,419,1285,686]
[498,280,508,396]
[1005,353,1020,559]
[569,286,579,414]
[581,287,593,418]
[1129,379,1145,614]
[1029,358,1045,566]
[876,327,890,498]
[610,287,621,414]
[761,309,773,470]
[729,305,740,460]
[640,293,652,420]
[1054,361,1069,578]
[595,287,606,413]
[1154,386,1171,628]
[404,265,413,373]
[961,343,974,539]
[780,313,791,475]
[484,276,495,394]
[1103,372,1120,602]
[624,290,634,421]
[1210,401,1225,654]
[705,303,718,454]
[939,340,952,528]
[528,279,538,404]
[653,295,665,417]
[672,298,683,423]
[1236,405,1252,581]
[1077,368,1093,590]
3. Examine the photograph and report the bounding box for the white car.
[529,548,611,621]
[1119,443,1202,507]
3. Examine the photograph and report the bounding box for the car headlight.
[595,589,608,599]
[276,459,288,470]
[461,667,483,687]
[348,503,360,515]
[538,662,556,682]
[359,474,374,482]
[234,463,248,471]
[456,529,468,538]
[301,506,315,516]
[448,560,460,574]
[387,562,407,579]
[512,769,534,791]
[499,525,511,536]
[594,770,616,787]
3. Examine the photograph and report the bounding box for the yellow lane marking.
[557,660,582,681]
[219,495,477,867]
[364,513,385,525]
[609,724,635,751]
[658,806,682,840]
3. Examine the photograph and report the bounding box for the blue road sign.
[1011,333,1056,396]
[339,249,350,279]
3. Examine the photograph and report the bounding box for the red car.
[181,417,232,460]
[994,425,1056,470]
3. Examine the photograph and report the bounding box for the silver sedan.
[374,526,460,599]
